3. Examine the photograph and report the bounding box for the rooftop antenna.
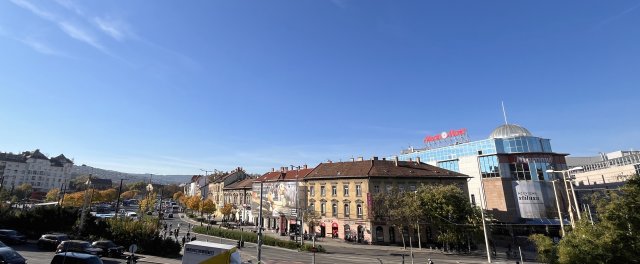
[501,101,509,125]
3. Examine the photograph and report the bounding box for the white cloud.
[57,21,104,51]
[20,38,64,56]
[9,0,56,21]
[94,17,126,41]
[53,0,84,16]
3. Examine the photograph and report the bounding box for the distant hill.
[71,165,192,184]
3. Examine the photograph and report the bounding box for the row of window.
[310,201,363,218]
[310,184,362,197]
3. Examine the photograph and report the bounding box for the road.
[10,243,128,264]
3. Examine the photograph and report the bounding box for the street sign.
[128,244,138,253]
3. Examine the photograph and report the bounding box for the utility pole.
[257,182,264,263]
[115,179,125,220]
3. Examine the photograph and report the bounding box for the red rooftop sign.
[424,128,468,143]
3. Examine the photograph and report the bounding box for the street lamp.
[547,167,584,228]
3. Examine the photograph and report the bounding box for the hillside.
[71,164,192,184]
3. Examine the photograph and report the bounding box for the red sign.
[424,128,467,143]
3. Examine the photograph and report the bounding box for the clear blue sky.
[1,0,639,175]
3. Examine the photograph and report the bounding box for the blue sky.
[1,0,639,175]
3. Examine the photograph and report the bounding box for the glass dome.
[489,124,533,139]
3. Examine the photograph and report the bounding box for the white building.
[0,149,74,193]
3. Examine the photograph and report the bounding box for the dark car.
[0,247,26,264]
[0,230,26,245]
[51,252,103,264]
[56,240,103,256]
[91,241,123,258]
[37,234,70,250]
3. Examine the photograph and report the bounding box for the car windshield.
[0,241,6,247]
[0,249,22,260]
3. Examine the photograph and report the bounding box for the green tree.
[14,183,33,200]
[416,184,481,251]
[529,234,558,264]
[373,187,422,249]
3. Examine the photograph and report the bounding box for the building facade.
[567,150,640,189]
[208,167,249,209]
[222,177,255,223]
[303,158,469,245]
[0,149,73,193]
[397,124,570,224]
[252,166,311,236]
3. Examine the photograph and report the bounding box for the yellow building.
[304,157,469,245]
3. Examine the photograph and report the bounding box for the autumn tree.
[220,203,234,222]
[62,191,85,207]
[120,190,138,200]
[173,191,184,202]
[201,199,217,217]
[46,188,60,202]
[99,189,118,202]
[128,181,147,192]
[140,192,157,213]
[14,183,32,200]
[186,195,202,213]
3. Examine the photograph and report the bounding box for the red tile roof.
[305,159,467,179]
[254,168,314,182]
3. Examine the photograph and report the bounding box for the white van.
[182,241,240,264]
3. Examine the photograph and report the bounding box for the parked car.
[50,252,103,264]
[0,241,7,248]
[0,230,26,245]
[38,233,70,250]
[0,247,26,264]
[91,240,124,258]
[56,240,103,256]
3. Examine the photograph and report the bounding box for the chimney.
[350,158,355,162]
[382,158,386,161]
[372,156,378,160]
[303,164,308,169]
[394,156,399,166]
[328,160,332,163]
[409,158,413,162]
[416,157,421,164]
[357,157,364,161]
[272,168,275,172]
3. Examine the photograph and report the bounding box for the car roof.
[54,252,99,259]
[62,240,90,244]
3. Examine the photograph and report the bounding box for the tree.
[202,200,216,216]
[373,187,421,249]
[220,203,234,222]
[416,184,481,251]
[45,188,60,202]
[62,191,85,207]
[99,189,118,202]
[303,210,321,232]
[14,183,32,200]
[186,196,202,213]
[173,191,184,202]
[120,190,138,200]
[128,181,147,192]
[163,184,181,199]
[529,174,640,264]
[140,192,157,213]
[529,234,558,264]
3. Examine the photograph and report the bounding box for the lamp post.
[551,179,565,237]
[115,178,127,220]
[414,191,421,250]
[547,167,584,228]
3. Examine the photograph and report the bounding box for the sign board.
[423,128,469,149]
[512,181,555,219]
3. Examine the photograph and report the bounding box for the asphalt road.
[10,243,128,264]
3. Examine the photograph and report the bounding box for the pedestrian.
[428,258,434,264]
[182,236,186,246]
[191,235,196,241]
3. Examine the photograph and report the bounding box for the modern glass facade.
[397,136,558,181]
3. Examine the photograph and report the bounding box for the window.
[343,185,349,196]
[309,186,315,196]
[332,203,337,217]
[374,185,380,193]
[471,194,476,206]
[510,163,532,181]
[320,186,326,197]
[356,185,362,196]
[321,202,326,215]
[344,203,350,217]
[309,202,315,211]
[332,185,337,196]
[356,204,363,218]
[479,156,501,178]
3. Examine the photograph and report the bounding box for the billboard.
[512,181,558,219]
[251,182,303,218]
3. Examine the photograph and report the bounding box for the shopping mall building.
[397,124,571,225]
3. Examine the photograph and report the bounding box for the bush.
[300,243,326,252]
[192,226,311,252]
[0,206,78,239]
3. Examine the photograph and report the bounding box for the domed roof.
[489,124,533,139]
